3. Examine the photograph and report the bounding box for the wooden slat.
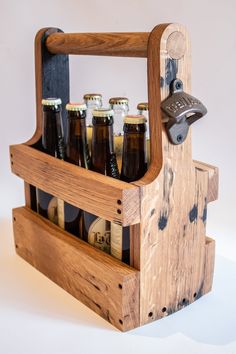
[201,237,215,295]
[10,144,140,226]
[46,32,149,57]
[13,207,140,331]
[193,160,219,203]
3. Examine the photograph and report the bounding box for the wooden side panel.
[10,144,140,226]
[13,207,140,331]
[135,24,216,325]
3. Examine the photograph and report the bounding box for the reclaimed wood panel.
[10,144,140,226]
[132,23,216,325]
[13,207,140,331]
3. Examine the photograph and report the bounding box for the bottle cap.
[83,93,102,101]
[92,108,114,117]
[137,102,148,111]
[66,103,87,111]
[109,97,129,105]
[124,114,146,124]
[41,98,62,106]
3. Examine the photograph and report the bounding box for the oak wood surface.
[193,160,219,203]
[132,23,216,325]
[10,144,140,226]
[13,206,140,331]
[46,32,149,57]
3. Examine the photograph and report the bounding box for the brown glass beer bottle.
[83,108,119,254]
[36,98,65,226]
[111,114,148,264]
[64,102,90,237]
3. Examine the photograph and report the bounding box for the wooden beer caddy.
[9,23,218,331]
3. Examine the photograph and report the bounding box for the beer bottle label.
[114,135,123,172]
[47,197,59,225]
[47,197,65,228]
[110,222,123,261]
[57,198,65,229]
[88,218,111,254]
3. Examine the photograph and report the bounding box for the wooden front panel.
[10,144,140,226]
[13,207,140,331]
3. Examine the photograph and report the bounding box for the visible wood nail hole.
[117,199,122,205]
[148,311,153,318]
[119,319,123,325]
[15,244,18,249]
[117,209,122,214]
[182,298,186,304]
[193,292,197,298]
[118,284,122,289]
[11,161,13,165]
[10,154,13,158]
[13,217,16,221]
[162,307,167,313]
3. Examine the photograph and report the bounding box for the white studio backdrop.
[0,0,235,353]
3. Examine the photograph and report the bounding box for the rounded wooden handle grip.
[46,32,149,57]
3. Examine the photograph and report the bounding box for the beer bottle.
[83,93,103,152]
[120,114,147,182]
[111,114,148,264]
[83,108,119,254]
[137,102,150,164]
[37,98,65,227]
[65,102,90,237]
[109,97,129,172]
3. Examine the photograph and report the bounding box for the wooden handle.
[46,32,149,57]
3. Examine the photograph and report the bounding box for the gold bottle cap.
[137,102,148,111]
[83,93,102,101]
[109,97,129,105]
[92,108,114,117]
[66,102,87,111]
[42,98,62,106]
[124,114,146,124]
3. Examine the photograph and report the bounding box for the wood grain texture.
[10,144,140,226]
[27,28,70,146]
[132,23,216,325]
[13,207,140,331]
[193,160,219,202]
[166,31,186,59]
[46,32,149,57]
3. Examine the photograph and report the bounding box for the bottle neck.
[121,123,147,182]
[66,111,90,168]
[42,108,65,159]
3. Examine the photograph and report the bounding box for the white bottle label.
[88,218,111,254]
[47,197,65,229]
[57,198,65,229]
[111,222,122,261]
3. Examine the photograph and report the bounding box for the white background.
[0,0,236,353]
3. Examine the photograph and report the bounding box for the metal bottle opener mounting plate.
[161,79,207,145]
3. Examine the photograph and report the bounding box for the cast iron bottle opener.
[161,79,207,145]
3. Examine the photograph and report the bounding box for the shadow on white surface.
[0,218,115,332]
[131,256,236,345]
[1,217,235,345]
